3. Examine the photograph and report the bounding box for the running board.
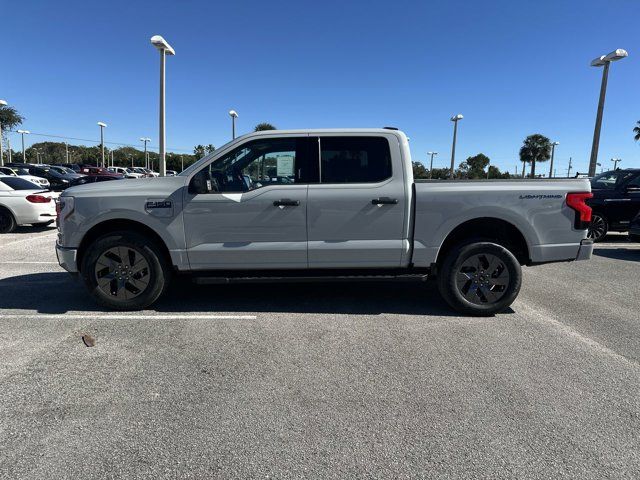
[192,273,430,285]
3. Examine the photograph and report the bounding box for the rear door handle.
[273,199,300,207]
[371,197,398,205]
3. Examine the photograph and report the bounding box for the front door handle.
[273,199,300,207]
[371,197,398,205]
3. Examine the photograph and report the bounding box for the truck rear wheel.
[437,242,521,316]
[81,231,170,311]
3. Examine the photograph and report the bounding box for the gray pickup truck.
[56,129,593,315]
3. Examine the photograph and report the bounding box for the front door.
[183,136,312,270]
[307,135,408,268]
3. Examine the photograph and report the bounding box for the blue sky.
[2,0,639,174]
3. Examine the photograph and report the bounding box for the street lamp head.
[97,122,107,128]
[428,151,438,155]
[450,114,463,121]
[150,35,175,55]
[229,110,238,118]
[604,49,628,62]
[591,49,628,67]
[0,100,7,107]
[140,137,151,142]
[17,130,30,134]
[552,141,560,146]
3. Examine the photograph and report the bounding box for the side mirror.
[189,170,214,195]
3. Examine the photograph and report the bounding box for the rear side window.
[320,137,392,184]
[0,177,41,190]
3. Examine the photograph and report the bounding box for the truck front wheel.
[81,231,170,311]
[437,242,522,316]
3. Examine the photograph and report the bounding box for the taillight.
[26,194,52,203]
[566,192,593,229]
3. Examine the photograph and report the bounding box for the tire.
[587,214,608,242]
[0,208,17,234]
[81,231,171,310]
[437,242,522,316]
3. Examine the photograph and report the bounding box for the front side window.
[197,138,308,193]
[319,137,392,184]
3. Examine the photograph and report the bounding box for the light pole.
[181,155,184,172]
[17,129,29,163]
[0,100,6,166]
[151,35,175,177]
[549,141,559,178]
[229,110,238,139]
[427,151,438,179]
[449,114,463,179]
[588,49,628,177]
[7,135,11,163]
[65,142,69,163]
[140,137,151,169]
[97,122,107,168]
[567,157,573,178]
[611,158,622,170]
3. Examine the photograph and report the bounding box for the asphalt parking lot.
[1,227,639,479]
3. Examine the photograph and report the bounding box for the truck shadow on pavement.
[0,272,479,317]
[593,247,640,262]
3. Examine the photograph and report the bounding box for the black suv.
[587,169,640,241]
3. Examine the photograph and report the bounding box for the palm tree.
[633,121,640,141]
[0,105,25,152]
[254,123,277,131]
[519,134,551,178]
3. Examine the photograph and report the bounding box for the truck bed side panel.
[412,179,591,267]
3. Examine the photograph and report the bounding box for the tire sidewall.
[0,208,17,233]
[589,213,608,242]
[438,242,522,316]
[81,231,169,310]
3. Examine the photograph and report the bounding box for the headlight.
[61,179,69,184]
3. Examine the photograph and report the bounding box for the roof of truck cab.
[239,128,406,137]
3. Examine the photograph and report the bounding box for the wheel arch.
[76,219,173,273]
[435,217,530,268]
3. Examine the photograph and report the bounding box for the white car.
[0,166,51,189]
[0,176,58,233]
[107,166,145,178]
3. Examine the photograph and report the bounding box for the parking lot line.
[0,232,58,249]
[0,314,257,320]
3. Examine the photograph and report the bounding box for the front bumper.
[56,244,78,273]
[575,238,593,261]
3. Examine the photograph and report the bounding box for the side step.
[192,273,430,285]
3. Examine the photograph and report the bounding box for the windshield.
[51,166,74,175]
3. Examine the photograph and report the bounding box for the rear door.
[307,134,408,268]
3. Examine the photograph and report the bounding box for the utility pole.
[549,141,559,178]
[567,157,573,178]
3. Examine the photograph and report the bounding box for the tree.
[193,144,214,159]
[0,105,25,152]
[412,161,428,179]
[519,134,551,178]
[634,121,640,141]
[254,123,277,131]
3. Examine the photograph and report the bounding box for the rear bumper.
[56,244,78,273]
[575,238,593,261]
[529,238,593,264]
